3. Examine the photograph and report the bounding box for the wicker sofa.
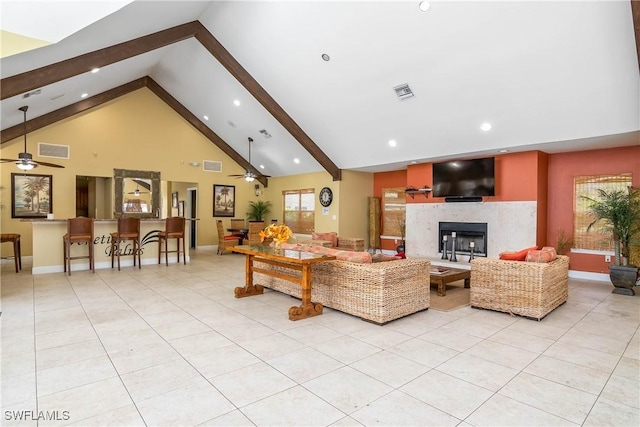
[253,253,431,324]
[470,255,569,320]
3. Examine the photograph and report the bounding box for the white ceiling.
[1,0,639,178]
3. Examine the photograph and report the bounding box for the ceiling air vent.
[203,160,222,172]
[38,142,69,159]
[23,89,42,99]
[259,129,272,139]
[393,83,415,100]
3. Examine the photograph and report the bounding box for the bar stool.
[110,217,141,271]
[1,234,22,273]
[63,217,95,275]
[158,217,186,266]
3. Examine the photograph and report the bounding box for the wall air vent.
[38,142,69,159]
[23,89,42,99]
[203,160,222,172]
[259,129,272,139]
[393,83,415,100]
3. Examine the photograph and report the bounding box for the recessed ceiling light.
[80,93,88,98]
[321,53,330,61]
[499,149,509,153]
[233,99,240,107]
[411,161,417,164]
[418,1,431,12]
[91,67,100,73]
[480,122,492,131]
[293,158,300,164]
[203,115,209,121]
[388,140,397,147]
[259,164,265,169]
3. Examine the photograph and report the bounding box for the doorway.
[76,176,111,218]
[188,188,197,249]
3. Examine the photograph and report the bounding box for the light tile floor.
[1,249,639,426]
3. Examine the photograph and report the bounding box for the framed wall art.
[172,191,179,208]
[178,200,185,217]
[213,184,235,217]
[11,173,53,219]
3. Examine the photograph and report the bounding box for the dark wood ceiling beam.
[1,19,341,181]
[1,75,269,186]
[1,78,147,144]
[193,21,342,181]
[145,77,268,187]
[1,21,200,100]
[632,0,640,71]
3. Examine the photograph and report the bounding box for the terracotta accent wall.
[373,170,407,251]
[536,152,549,247]
[406,152,541,204]
[547,145,640,273]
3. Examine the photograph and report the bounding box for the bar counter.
[27,219,193,274]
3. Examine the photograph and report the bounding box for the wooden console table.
[230,244,336,320]
[430,267,471,297]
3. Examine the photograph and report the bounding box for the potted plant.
[246,200,271,221]
[584,187,640,295]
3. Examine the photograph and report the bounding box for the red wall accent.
[373,170,407,251]
[547,145,640,273]
[373,145,639,273]
[406,152,541,203]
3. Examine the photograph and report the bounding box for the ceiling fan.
[228,137,271,182]
[127,179,151,196]
[0,106,65,170]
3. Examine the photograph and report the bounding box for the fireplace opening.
[438,222,488,257]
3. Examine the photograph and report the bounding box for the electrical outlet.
[605,255,611,263]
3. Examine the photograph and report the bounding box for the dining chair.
[1,233,22,273]
[63,217,95,275]
[230,218,246,239]
[158,217,186,266]
[217,220,241,255]
[110,217,141,270]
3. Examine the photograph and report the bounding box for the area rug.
[429,280,470,312]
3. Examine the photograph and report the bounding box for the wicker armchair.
[470,255,569,320]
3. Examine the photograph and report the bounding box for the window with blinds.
[382,187,406,237]
[283,189,315,233]
[574,174,632,251]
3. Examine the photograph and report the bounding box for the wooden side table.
[430,267,470,296]
[1,234,22,273]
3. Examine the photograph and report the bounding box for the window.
[283,189,315,233]
[382,187,406,237]
[574,174,632,251]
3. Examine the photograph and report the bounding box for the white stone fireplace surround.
[406,201,538,259]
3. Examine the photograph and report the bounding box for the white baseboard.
[31,255,190,275]
[568,270,610,282]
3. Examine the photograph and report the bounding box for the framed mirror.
[114,168,160,218]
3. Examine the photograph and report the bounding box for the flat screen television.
[432,157,495,198]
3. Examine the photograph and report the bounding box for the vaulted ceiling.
[1,1,639,182]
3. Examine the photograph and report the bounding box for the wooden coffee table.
[430,267,471,297]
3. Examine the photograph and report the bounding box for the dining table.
[227,227,249,240]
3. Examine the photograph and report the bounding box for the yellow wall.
[265,170,373,244]
[1,88,374,257]
[1,88,254,255]
[0,30,51,58]
[337,170,374,246]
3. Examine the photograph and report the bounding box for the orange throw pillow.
[499,246,538,261]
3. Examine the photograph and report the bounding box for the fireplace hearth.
[439,222,488,257]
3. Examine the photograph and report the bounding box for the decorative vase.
[609,265,639,296]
